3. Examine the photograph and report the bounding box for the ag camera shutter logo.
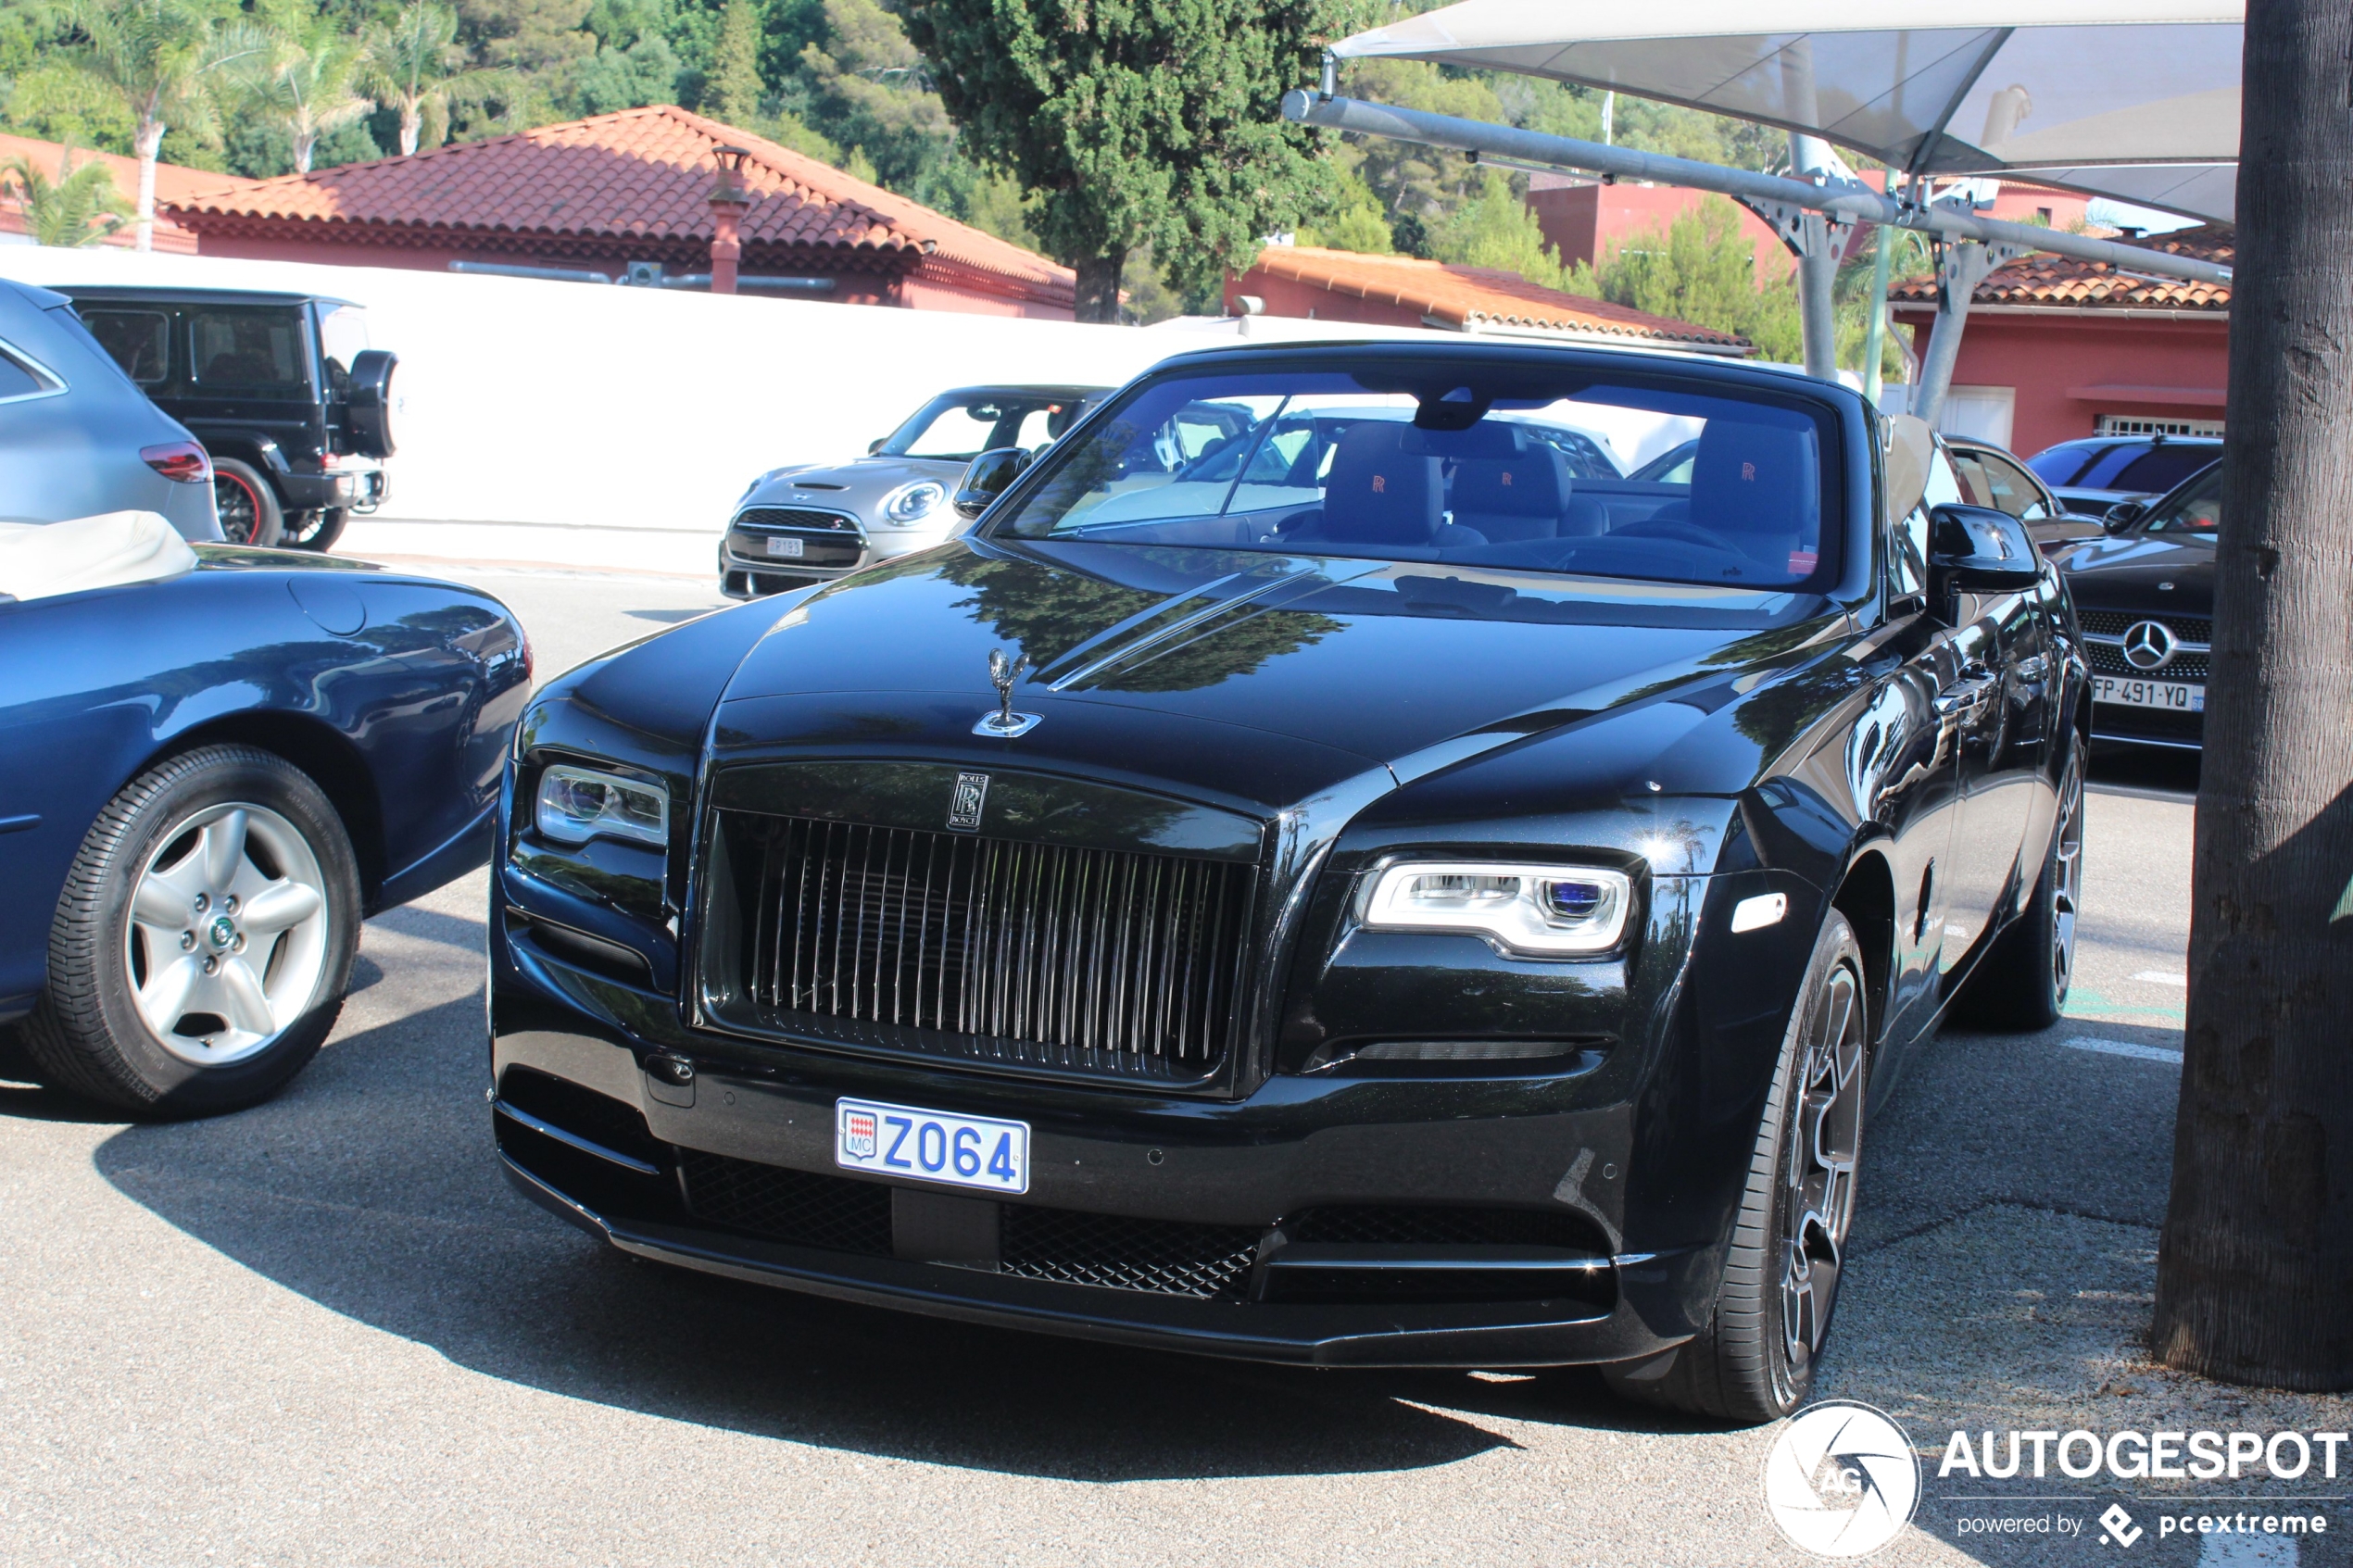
[1764,1400,1922,1557]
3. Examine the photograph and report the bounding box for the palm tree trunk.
[400,100,422,157]
[132,119,163,253]
[2152,0,2353,1391]
[295,125,316,174]
[1073,250,1125,324]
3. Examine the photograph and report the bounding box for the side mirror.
[2103,500,2145,531]
[953,445,1030,520]
[1928,503,2042,602]
[867,437,886,455]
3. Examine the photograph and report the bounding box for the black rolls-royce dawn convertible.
[487,343,2087,1424]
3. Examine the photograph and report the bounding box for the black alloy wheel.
[1606,909,1870,1423]
[279,508,349,552]
[211,458,284,548]
[1955,733,2086,1030]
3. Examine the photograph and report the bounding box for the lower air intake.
[1000,1205,1263,1299]
[678,1150,895,1257]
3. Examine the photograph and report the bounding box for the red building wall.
[1527,179,1793,279]
[1526,178,2091,289]
[1894,306,2229,458]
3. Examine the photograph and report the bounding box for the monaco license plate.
[836,1098,1030,1195]
[764,535,805,558]
[2095,675,2205,712]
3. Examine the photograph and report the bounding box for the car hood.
[709,539,1830,813]
[2058,532,2215,617]
[741,455,969,520]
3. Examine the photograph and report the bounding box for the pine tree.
[900,0,1353,322]
[706,0,761,128]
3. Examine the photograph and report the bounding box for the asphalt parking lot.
[4,565,2347,1567]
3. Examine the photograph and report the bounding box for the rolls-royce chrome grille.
[716,812,1256,1080]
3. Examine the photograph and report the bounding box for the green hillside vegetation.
[0,0,1922,359]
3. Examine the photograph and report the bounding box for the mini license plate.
[2095,675,2204,712]
[836,1098,1030,1195]
[765,535,805,558]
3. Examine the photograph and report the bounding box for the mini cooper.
[490,342,2086,1424]
[720,383,1104,600]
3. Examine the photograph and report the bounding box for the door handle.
[1935,675,1999,719]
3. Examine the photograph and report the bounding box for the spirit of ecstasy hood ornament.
[975,648,1040,737]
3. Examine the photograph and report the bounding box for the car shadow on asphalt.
[72,993,1735,1479]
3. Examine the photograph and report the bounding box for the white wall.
[0,246,1438,571]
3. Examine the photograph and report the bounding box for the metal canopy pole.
[1787,133,1843,381]
[1911,238,2025,427]
[1280,90,2233,290]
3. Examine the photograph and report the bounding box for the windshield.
[881,392,1089,461]
[2027,445,2097,486]
[2139,463,2221,537]
[987,365,1842,590]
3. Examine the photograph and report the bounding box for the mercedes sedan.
[492,343,2086,1424]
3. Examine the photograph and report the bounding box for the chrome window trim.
[0,335,69,407]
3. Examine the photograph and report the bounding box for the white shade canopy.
[1333,0,2243,221]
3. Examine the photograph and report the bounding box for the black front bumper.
[490,989,1711,1369]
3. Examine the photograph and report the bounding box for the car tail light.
[141,442,213,483]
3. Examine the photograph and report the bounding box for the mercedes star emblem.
[2121,620,2178,671]
[974,648,1040,737]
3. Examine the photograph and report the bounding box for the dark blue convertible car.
[0,513,528,1115]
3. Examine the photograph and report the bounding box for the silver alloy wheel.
[1779,958,1866,1381]
[123,802,332,1066]
[2050,746,2085,1001]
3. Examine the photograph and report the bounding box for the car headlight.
[535,764,669,848]
[879,481,946,524]
[1361,862,1632,956]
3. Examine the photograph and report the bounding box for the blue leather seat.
[1315,421,1488,547]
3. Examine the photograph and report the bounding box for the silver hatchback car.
[719,384,1104,598]
[0,280,220,540]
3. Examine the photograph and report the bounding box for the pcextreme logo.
[1764,1401,1924,1557]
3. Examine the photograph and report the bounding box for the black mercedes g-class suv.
[63,287,396,550]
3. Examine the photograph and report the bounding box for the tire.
[281,508,349,552]
[19,745,360,1117]
[1604,910,1870,1424]
[1953,733,2085,1031]
[212,458,284,548]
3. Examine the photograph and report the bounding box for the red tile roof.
[1891,223,2233,312]
[1239,245,1749,351]
[162,105,1072,306]
[0,132,258,253]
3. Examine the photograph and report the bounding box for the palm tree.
[48,0,247,251]
[1,142,132,246]
[224,0,373,174]
[2152,0,2353,1394]
[361,2,509,157]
